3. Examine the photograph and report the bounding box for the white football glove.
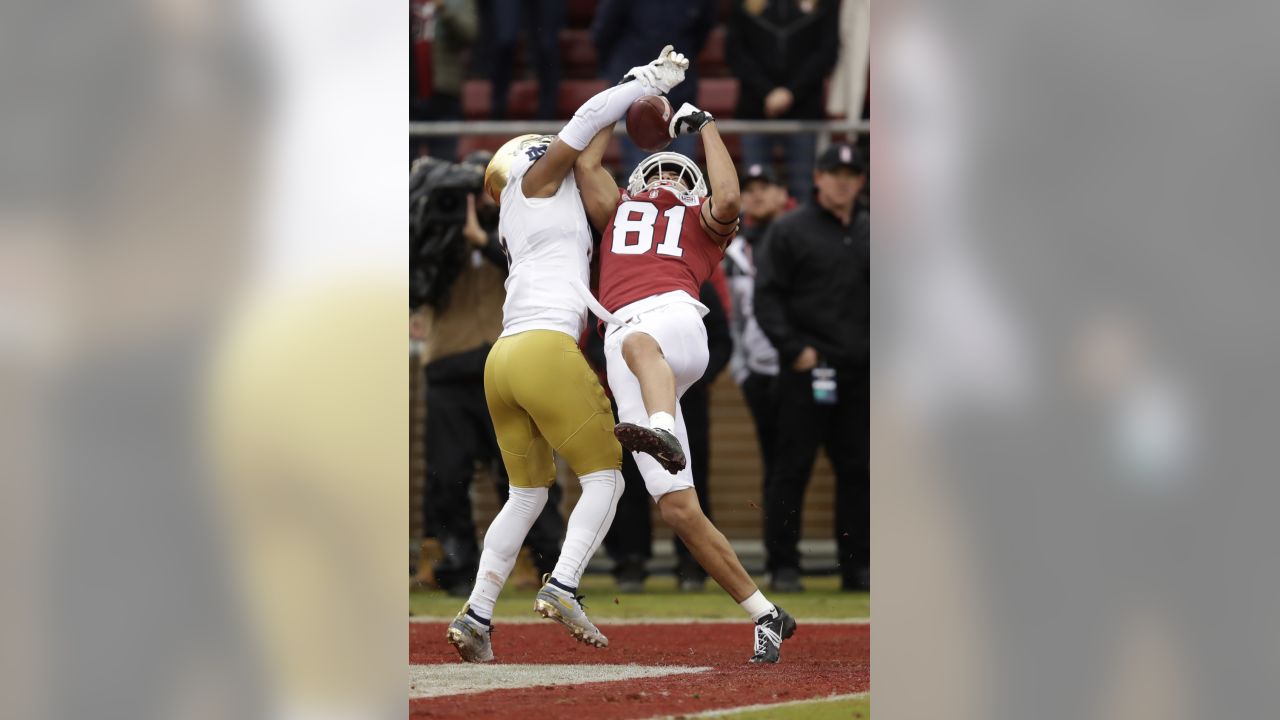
[669,102,715,137]
[623,44,689,95]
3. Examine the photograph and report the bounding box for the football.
[626,95,673,152]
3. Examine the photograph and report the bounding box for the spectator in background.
[597,279,731,592]
[754,144,868,593]
[825,0,871,121]
[726,0,840,199]
[487,0,565,119]
[724,164,789,514]
[418,154,565,595]
[411,0,479,161]
[592,0,717,169]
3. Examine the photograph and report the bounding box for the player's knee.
[659,495,703,532]
[481,526,520,561]
[621,332,663,368]
[580,468,621,493]
[510,485,549,516]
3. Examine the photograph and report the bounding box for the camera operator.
[412,153,565,595]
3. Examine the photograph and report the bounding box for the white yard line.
[666,691,870,718]
[409,663,711,699]
[410,616,869,625]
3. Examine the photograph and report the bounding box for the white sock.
[739,590,777,622]
[558,81,649,150]
[649,411,676,433]
[467,486,549,620]
[551,469,624,587]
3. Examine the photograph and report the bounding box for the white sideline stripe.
[411,616,869,625]
[667,691,870,718]
[409,663,711,699]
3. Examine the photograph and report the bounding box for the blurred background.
[0,0,405,718]
[6,0,1280,717]
[408,0,871,600]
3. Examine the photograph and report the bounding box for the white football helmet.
[626,152,708,198]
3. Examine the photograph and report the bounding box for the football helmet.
[627,152,708,198]
[484,134,555,203]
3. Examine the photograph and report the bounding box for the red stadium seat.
[696,28,729,78]
[559,28,599,79]
[461,80,488,119]
[557,79,608,118]
[456,135,515,159]
[696,78,739,118]
[465,79,616,120]
[462,79,541,119]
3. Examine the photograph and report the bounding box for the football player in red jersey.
[574,104,797,663]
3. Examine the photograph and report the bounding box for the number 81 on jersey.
[611,200,686,257]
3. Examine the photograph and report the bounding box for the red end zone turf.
[410,620,869,719]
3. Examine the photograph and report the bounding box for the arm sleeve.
[438,0,479,44]
[725,3,778,103]
[700,281,733,383]
[783,3,840,102]
[559,79,651,150]
[753,221,808,366]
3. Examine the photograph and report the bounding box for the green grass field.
[718,694,869,719]
[411,574,869,620]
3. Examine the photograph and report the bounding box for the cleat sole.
[614,424,686,474]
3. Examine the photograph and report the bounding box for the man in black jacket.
[725,0,840,199]
[754,143,868,592]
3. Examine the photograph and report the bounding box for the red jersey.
[597,187,728,313]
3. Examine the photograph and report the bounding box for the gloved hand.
[669,102,715,137]
[623,44,689,95]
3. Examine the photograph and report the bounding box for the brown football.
[626,95,673,152]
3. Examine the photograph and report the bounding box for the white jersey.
[497,148,593,340]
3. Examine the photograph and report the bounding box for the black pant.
[486,0,564,119]
[740,371,780,504]
[764,364,867,582]
[424,377,564,589]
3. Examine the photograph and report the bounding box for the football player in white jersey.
[446,46,690,663]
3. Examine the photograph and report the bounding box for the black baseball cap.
[739,162,780,187]
[816,143,864,173]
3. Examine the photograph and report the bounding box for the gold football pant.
[484,329,622,488]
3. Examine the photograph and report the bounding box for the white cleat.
[445,604,494,663]
[533,574,609,648]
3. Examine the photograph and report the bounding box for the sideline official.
[754,144,868,592]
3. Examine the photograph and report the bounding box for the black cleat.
[749,606,797,664]
[614,423,686,474]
